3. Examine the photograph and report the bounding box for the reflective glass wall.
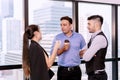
[118,6,120,58]
[29,0,72,55]
[78,3,112,58]
[0,0,23,66]
[78,3,112,80]
[118,61,120,80]
[0,69,23,80]
[0,0,24,80]
[118,6,120,80]
[0,0,119,80]
[28,0,72,80]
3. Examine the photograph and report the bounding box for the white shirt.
[83,30,107,61]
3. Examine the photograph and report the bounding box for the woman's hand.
[54,40,61,49]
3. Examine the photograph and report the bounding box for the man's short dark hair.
[87,15,103,25]
[60,16,72,24]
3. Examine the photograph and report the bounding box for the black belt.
[58,66,80,71]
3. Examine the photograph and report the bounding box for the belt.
[58,66,80,71]
[94,69,105,74]
[88,69,105,75]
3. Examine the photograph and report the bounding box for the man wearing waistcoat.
[80,15,108,80]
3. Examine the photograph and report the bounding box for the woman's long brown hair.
[22,32,30,79]
[22,25,39,79]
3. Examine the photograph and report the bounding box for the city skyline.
[0,0,23,65]
[31,1,72,54]
[0,0,120,80]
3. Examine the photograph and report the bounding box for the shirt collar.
[64,30,74,38]
[91,30,102,38]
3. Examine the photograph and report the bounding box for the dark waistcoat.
[86,32,108,74]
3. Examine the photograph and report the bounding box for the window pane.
[118,6,120,58]
[105,62,112,80]
[0,0,24,65]
[119,61,120,80]
[118,6,120,80]
[29,0,72,55]
[80,62,112,80]
[78,3,112,58]
[0,69,23,80]
[29,1,72,80]
[50,66,58,80]
[80,64,87,80]
[78,3,112,80]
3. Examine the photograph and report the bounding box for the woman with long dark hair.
[22,24,60,80]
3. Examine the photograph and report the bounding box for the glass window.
[118,61,120,80]
[80,62,112,80]
[78,3,112,58]
[80,64,87,80]
[0,0,24,65]
[29,0,72,55]
[78,3,112,79]
[50,66,58,80]
[118,6,120,57]
[0,69,23,80]
[29,1,72,80]
[0,0,24,80]
[118,6,120,80]
[105,62,112,80]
